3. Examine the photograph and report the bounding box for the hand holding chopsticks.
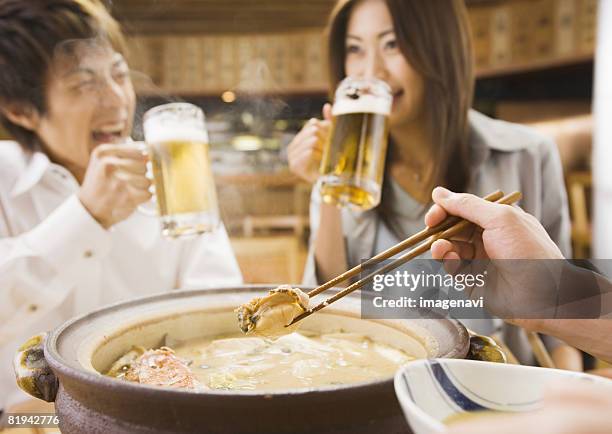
[289,190,522,326]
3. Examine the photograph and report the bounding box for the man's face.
[36,41,136,172]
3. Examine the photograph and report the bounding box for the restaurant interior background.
[0,0,598,284]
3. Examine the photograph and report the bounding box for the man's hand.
[78,143,151,228]
[424,187,564,261]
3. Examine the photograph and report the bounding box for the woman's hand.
[78,142,152,228]
[287,103,332,183]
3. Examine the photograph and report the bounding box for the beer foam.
[144,121,208,144]
[332,94,391,116]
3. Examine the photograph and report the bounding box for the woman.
[0,0,241,409]
[288,0,575,366]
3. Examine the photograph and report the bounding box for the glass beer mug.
[318,77,392,210]
[143,102,220,238]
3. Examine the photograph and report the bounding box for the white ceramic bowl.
[394,359,612,434]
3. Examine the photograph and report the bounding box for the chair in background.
[230,235,305,284]
[566,171,592,259]
[218,172,311,284]
[527,114,593,258]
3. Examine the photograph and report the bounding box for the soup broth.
[172,331,415,391]
[444,410,512,425]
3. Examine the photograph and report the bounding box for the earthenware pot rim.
[44,285,470,398]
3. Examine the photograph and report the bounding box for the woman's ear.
[1,104,40,131]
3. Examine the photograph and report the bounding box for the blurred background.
[0,0,598,283]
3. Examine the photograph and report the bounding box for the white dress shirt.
[0,140,243,407]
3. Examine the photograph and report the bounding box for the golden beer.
[320,112,389,209]
[144,103,219,238]
[149,139,218,215]
[319,77,392,210]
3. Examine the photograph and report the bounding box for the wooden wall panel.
[121,1,596,95]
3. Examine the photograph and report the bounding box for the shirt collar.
[468,109,535,170]
[10,151,77,198]
[10,151,51,198]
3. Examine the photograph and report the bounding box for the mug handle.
[132,140,158,217]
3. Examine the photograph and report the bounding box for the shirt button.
[53,168,68,179]
[84,250,94,258]
[28,304,38,312]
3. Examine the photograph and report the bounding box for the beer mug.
[143,102,220,237]
[318,77,392,210]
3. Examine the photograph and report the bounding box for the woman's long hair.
[325,0,474,200]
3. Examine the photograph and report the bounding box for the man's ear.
[0,104,40,131]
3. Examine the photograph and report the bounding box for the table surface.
[1,399,59,434]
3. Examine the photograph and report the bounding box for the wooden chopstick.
[306,190,504,298]
[290,191,522,326]
[527,331,556,369]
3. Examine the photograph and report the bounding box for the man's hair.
[0,0,126,151]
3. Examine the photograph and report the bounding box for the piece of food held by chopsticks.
[235,285,310,338]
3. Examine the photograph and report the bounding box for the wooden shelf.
[135,51,594,97]
[115,0,336,35]
[122,0,597,96]
[136,86,328,98]
[476,52,594,79]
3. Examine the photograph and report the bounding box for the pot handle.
[13,333,58,402]
[466,333,507,363]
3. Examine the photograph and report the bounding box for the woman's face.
[344,0,425,129]
[35,41,135,171]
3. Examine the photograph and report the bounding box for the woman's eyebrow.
[377,29,394,39]
[346,29,394,41]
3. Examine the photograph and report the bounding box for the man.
[0,0,241,409]
[425,187,612,434]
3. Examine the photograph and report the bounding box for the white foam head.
[144,120,208,145]
[332,94,391,117]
